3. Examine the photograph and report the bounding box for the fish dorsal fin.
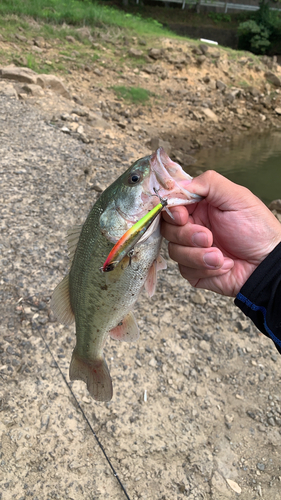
[109,312,139,343]
[67,225,82,263]
[145,254,167,298]
[50,274,75,325]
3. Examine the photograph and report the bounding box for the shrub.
[237,0,281,54]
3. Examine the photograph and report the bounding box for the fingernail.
[203,252,222,269]
[192,232,208,247]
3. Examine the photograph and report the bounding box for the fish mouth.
[145,147,202,207]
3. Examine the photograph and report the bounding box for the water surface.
[195,131,281,206]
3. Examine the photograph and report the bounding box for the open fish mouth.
[145,147,202,207]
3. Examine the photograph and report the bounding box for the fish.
[51,147,201,402]
[101,198,168,273]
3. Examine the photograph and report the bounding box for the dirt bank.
[1,22,281,500]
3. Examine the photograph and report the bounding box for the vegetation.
[0,0,170,36]
[238,0,281,54]
[0,0,280,56]
[112,86,154,104]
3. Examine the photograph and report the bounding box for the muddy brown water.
[193,130,281,205]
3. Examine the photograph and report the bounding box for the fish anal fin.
[67,225,82,263]
[69,351,113,402]
[109,312,139,343]
[145,254,167,298]
[50,274,75,325]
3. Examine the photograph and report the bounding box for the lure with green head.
[101,198,168,273]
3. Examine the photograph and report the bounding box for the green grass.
[112,85,154,105]
[237,80,251,87]
[0,0,172,37]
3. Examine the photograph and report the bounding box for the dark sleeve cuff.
[234,241,281,353]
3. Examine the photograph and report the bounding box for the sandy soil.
[1,25,281,500]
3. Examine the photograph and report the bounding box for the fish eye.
[127,170,142,185]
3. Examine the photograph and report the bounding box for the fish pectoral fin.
[137,214,161,245]
[156,254,167,271]
[67,224,82,263]
[144,254,167,298]
[50,274,75,325]
[109,312,139,343]
[69,351,113,402]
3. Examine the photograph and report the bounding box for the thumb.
[188,170,251,211]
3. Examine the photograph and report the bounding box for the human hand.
[161,170,281,297]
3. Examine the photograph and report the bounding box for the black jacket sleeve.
[234,241,281,354]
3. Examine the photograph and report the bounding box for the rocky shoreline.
[1,29,281,167]
[1,25,281,500]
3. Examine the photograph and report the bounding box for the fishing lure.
[101,198,168,273]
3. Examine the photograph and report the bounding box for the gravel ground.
[1,94,281,500]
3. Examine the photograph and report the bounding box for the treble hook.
[153,187,175,221]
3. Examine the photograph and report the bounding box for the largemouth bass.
[51,148,200,402]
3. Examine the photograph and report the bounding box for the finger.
[169,243,227,269]
[161,205,189,225]
[162,222,213,248]
[184,170,255,211]
[178,262,234,284]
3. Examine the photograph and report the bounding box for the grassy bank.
[0,0,173,37]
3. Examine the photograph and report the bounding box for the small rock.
[196,55,206,65]
[0,66,37,84]
[128,48,143,57]
[148,48,163,60]
[149,357,157,368]
[248,86,260,97]
[0,81,18,98]
[90,183,103,193]
[15,34,27,43]
[211,50,220,59]
[21,83,44,97]
[237,319,250,331]
[190,290,206,305]
[33,37,46,48]
[117,121,126,129]
[216,80,226,92]
[199,44,208,55]
[199,340,210,353]
[66,35,76,43]
[77,125,84,135]
[76,26,92,40]
[202,108,219,123]
[36,74,70,98]
[275,108,281,115]
[61,126,70,134]
[269,199,281,212]
[31,46,43,53]
[257,463,265,471]
[93,67,102,76]
[265,71,281,87]
[226,479,241,494]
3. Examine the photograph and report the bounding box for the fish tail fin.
[69,351,113,402]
